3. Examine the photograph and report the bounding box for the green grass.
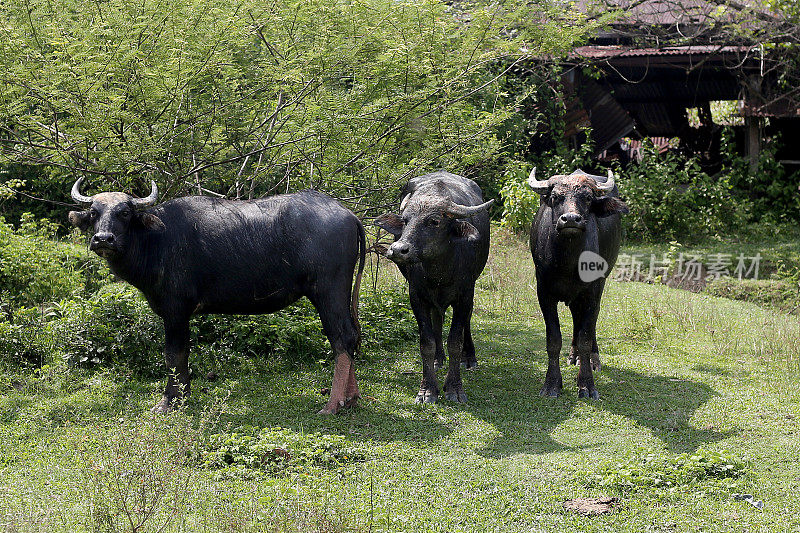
[1,227,800,531]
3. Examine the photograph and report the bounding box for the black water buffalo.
[528,168,628,400]
[375,171,493,404]
[68,179,365,414]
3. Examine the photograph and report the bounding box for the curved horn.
[444,198,494,218]
[595,170,615,192]
[399,193,411,212]
[526,167,551,193]
[70,178,94,206]
[131,180,158,208]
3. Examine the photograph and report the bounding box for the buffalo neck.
[105,226,162,292]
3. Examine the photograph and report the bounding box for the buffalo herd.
[68,167,627,413]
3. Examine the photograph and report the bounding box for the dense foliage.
[0,0,590,218]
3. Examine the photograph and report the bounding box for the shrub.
[0,306,56,366]
[706,276,800,314]
[50,284,164,374]
[618,142,749,242]
[722,130,800,224]
[76,413,198,532]
[0,214,109,308]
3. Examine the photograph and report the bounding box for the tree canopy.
[0,0,591,214]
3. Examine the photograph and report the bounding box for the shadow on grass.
[0,320,727,455]
[188,353,455,444]
[467,324,730,458]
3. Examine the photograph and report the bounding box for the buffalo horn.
[445,198,494,218]
[131,180,159,208]
[526,167,552,193]
[595,170,615,191]
[400,193,411,212]
[70,178,94,206]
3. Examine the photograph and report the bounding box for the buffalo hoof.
[151,396,180,414]
[415,390,438,404]
[539,384,562,398]
[444,389,467,403]
[461,359,478,370]
[578,387,600,400]
[318,395,359,415]
[434,358,445,370]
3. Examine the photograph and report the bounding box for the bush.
[706,276,800,314]
[0,214,108,308]
[619,142,749,242]
[723,130,800,224]
[76,414,198,532]
[50,284,164,374]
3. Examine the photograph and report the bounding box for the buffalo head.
[374,194,493,264]
[68,178,165,258]
[527,168,628,235]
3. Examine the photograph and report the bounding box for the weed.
[199,427,365,479]
[588,448,746,493]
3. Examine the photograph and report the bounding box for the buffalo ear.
[68,210,90,231]
[592,196,629,218]
[139,212,166,232]
[374,213,404,236]
[452,220,480,241]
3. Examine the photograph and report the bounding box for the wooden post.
[746,116,760,174]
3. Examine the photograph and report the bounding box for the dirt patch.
[563,497,619,515]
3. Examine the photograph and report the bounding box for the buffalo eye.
[89,209,99,220]
[426,217,440,227]
[118,208,132,220]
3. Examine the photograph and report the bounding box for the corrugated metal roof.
[572,45,754,59]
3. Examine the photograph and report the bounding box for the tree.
[0,0,590,215]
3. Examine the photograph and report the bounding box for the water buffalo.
[375,171,493,404]
[68,179,365,414]
[528,168,628,400]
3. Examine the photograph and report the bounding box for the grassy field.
[1,228,799,532]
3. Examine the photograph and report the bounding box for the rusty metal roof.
[572,45,755,59]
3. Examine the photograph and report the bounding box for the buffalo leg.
[410,291,438,403]
[461,325,477,370]
[154,319,191,413]
[431,307,446,370]
[538,291,563,397]
[568,324,601,370]
[443,300,470,403]
[569,298,600,400]
[313,286,361,415]
[568,320,579,365]
[319,351,358,415]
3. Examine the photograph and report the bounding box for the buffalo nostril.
[93,232,114,244]
[398,244,410,255]
[560,213,582,224]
